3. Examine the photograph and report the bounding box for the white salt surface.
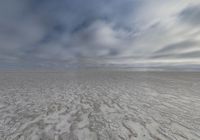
[0,70,200,140]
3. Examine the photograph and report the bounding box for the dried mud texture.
[0,70,200,140]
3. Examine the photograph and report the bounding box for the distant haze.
[0,0,200,69]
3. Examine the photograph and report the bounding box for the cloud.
[154,41,198,54]
[179,4,200,26]
[0,0,200,69]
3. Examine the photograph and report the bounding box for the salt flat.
[0,70,200,140]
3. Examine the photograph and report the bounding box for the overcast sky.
[1,0,200,69]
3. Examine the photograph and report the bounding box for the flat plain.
[0,70,200,140]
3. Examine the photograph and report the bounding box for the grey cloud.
[152,51,200,59]
[1,0,200,69]
[177,51,200,58]
[152,40,199,59]
[0,0,141,68]
[179,4,200,25]
[155,41,197,54]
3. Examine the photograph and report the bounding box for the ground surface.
[0,70,200,140]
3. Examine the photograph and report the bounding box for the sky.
[0,0,200,69]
